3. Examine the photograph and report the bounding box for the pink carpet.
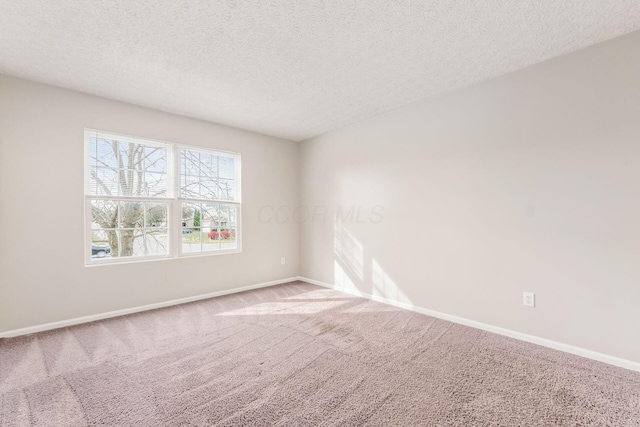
[1,281,639,426]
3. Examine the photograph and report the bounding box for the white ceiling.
[1,1,639,141]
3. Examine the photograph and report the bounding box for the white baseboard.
[0,277,300,338]
[297,276,640,373]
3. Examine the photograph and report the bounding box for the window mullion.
[171,144,181,258]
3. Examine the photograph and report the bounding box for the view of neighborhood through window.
[85,130,241,264]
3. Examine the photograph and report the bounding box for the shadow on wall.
[333,215,412,306]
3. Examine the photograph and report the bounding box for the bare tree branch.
[90,170,112,196]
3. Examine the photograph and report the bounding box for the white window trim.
[84,129,242,267]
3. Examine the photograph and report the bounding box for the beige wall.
[0,75,299,332]
[299,31,640,363]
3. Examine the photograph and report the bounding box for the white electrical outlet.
[281,257,286,265]
[523,292,535,308]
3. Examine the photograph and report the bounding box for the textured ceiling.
[1,1,639,141]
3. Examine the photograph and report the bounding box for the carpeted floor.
[1,281,639,426]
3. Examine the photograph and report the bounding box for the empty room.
[1,1,639,426]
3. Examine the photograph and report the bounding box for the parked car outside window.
[91,246,111,257]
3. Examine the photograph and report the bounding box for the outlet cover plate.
[523,292,535,308]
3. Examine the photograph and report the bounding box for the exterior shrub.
[207,230,235,240]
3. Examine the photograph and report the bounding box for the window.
[84,129,241,265]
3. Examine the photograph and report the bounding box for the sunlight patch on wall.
[334,260,358,292]
[333,217,364,281]
[372,258,412,305]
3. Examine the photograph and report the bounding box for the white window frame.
[84,129,242,266]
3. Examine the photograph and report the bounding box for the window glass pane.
[182,202,200,252]
[93,167,119,196]
[91,198,170,260]
[200,204,218,232]
[200,178,218,200]
[144,146,166,172]
[88,135,168,197]
[202,227,220,251]
[145,202,167,227]
[91,200,118,229]
[204,226,221,251]
[200,152,219,176]
[226,204,238,227]
[91,229,112,259]
[120,229,145,257]
[216,204,237,251]
[217,179,235,201]
[180,150,217,199]
[119,201,144,228]
[217,204,229,229]
[145,229,169,256]
[199,204,219,252]
[182,227,202,253]
[180,149,235,201]
[219,156,235,179]
[181,173,200,199]
[220,228,237,250]
[182,203,196,229]
[182,150,201,176]
[118,141,132,164]
[144,172,167,197]
[93,138,118,174]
